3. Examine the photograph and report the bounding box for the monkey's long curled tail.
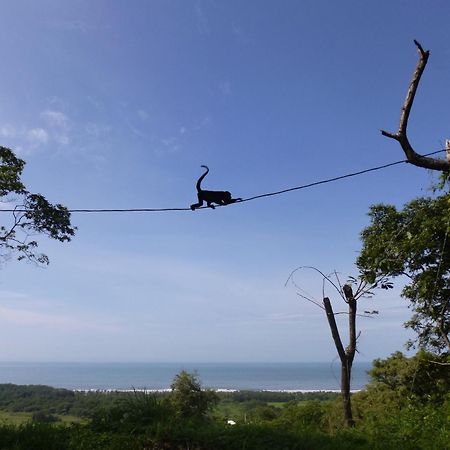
[196,165,209,192]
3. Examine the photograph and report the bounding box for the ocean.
[0,361,372,391]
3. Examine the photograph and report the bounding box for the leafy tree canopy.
[169,370,218,419]
[367,350,450,403]
[0,146,75,265]
[357,194,450,353]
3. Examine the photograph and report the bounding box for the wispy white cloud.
[128,123,148,139]
[54,134,70,145]
[41,110,70,130]
[128,106,208,156]
[0,124,16,138]
[27,128,49,146]
[0,109,71,154]
[195,2,210,34]
[0,124,49,154]
[0,107,114,161]
[160,136,181,153]
[85,123,111,137]
[39,110,71,145]
[137,109,150,121]
[194,116,211,131]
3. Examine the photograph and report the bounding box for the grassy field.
[0,411,30,425]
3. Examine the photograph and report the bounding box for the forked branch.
[381,40,450,171]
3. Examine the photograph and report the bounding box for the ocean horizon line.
[0,361,371,391]
[0,360,374,365]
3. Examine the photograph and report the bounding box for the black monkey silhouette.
[190,165,241,210]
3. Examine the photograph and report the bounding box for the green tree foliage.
[0,146,75,265]
[276,401,327,431]
[365,350,450,403]
[357,195,450,352]
[169,370,218,420]
[221,390,339,403]
[91,390,170,433]
[0,384,122,418]
[351,351,450,449]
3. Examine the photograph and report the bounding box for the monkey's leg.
[190,194,204,210]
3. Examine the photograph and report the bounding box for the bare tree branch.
[428,360,450,366]
[286,266,344,301]
[296,293,325,310]
[381,40,450,171]
[323,297,346,361]
[334,311,374,318]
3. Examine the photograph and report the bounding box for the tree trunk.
[323,289,357,428]
[341,360,354,427]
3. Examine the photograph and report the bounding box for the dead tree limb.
[287,268,386,427]
[381,40,450,171]
[323,287,356,428]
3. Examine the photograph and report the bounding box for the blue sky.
[0,0,449,362]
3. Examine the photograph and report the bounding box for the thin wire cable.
[0,149,446,213]
[241,148,446,203]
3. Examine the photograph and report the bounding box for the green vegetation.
[169,370,218,419]
[0,146,75,266]
[0,362,448,449]
[358,193,450,353]
[0,411,32,426]
[0,384,119,418]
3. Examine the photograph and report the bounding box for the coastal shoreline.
[73,388,361,394]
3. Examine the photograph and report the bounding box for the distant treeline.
[0,384,337,418]
[220,390,339,403]
[0,384,117,417]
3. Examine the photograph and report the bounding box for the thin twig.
[296,293,325,310]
